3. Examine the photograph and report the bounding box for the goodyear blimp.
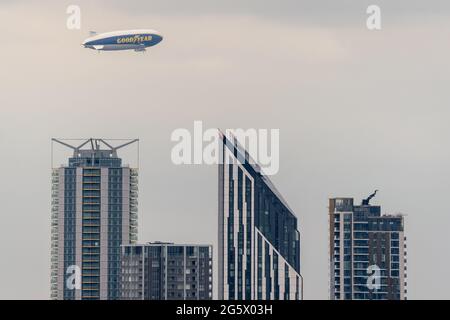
[82,29,163,52]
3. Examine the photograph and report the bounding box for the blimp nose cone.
[81,38,93,48]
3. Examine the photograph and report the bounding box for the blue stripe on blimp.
[86,34,163,47]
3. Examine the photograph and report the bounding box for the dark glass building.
[50,138,139,300]
[121,243,213,300]
[329,193,407,300]
[218,132,302,300]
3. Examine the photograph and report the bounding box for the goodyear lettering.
[117,35,152,44]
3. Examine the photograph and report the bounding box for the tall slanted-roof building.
[50,138,139,300]
[218,132,303,300]
[329,192,407,300]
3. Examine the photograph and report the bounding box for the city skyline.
[50,135,412,301]
[2,0,450,299]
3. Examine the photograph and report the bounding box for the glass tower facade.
[218,132,302,300]
[50,139,138,300]
[329,197,407,300]
[121,243,213,300]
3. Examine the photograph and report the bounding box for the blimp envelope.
[82,29,163,52]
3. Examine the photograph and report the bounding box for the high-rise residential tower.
[218,132,303,300]
[121,242,213,300]
[50,138,139,300]
[329,192,407,300]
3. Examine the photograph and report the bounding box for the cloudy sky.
[1,0,450,299]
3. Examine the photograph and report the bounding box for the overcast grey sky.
[1,0,450,299]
